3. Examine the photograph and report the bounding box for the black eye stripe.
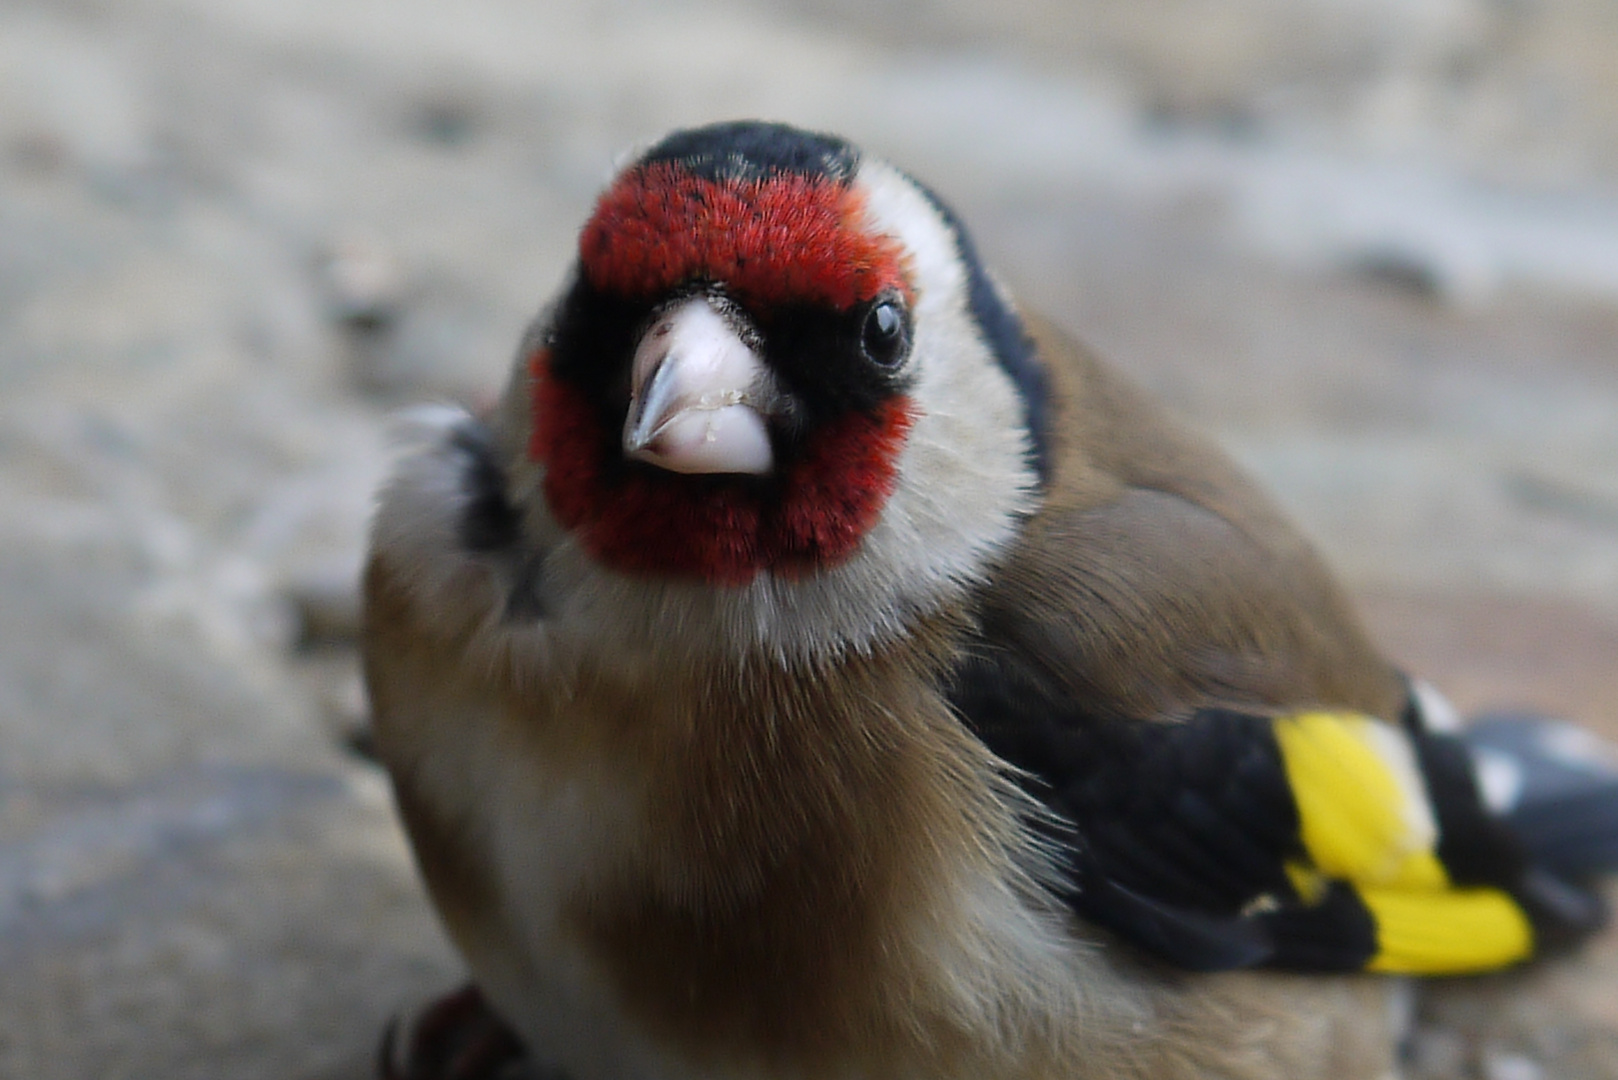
[547,273,915,448]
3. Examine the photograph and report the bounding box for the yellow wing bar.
[1273,712,1534,974]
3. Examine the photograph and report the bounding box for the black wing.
[948,645,1615,973]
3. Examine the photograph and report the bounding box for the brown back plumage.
[978,315,1407,724]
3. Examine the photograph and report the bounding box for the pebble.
[320,235,406,335]
[1483,1050,1546,1080]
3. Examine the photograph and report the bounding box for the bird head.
[512,121,1045,655]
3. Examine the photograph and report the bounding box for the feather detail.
[580,161,911,310]
[1270,711,1535,973]
[961,691,1598,976]
[1271,711,1443,889]
[1357,885,1532,973]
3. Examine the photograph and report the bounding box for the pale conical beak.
[622,296,775,476]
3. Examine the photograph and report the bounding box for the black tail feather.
[1464,712,1618,876]
[1508,794,1618,877]
[1514,866,1609,951]
[1460,712,1618,951]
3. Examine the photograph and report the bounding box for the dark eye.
[860,299,908,368]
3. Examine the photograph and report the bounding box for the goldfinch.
[363,121,1618,1080]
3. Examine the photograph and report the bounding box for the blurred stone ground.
[0,0,1615,1077]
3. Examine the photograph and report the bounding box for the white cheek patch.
[839,160,1039,618]
[855,162,968,341]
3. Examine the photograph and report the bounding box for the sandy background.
[2,0,1617,1077]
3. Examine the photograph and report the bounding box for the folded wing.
[953,656,1618,974]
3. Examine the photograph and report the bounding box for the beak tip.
[624,405,774,476]
[620,297,777,477]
